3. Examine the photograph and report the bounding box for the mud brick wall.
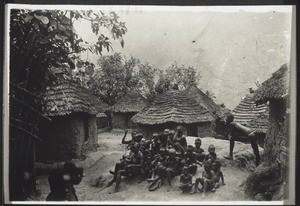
[264,99,288,166]
[37,113,97,162]
[197,122,213,138]
[112,112,137,129]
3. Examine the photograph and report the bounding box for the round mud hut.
[244,63,290,200]
[36,77,108,163]
[131,89,214,138]
[110,90,148,129]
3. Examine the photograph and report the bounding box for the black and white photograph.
[3,3,296,205]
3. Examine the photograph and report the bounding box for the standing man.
[223,114,261,166]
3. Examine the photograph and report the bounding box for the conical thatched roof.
[248,110,269,133]
[110,89,148,113]
[41,77,108,117]
[185,85,222,118]
[253,63,289,105]
[232,93,269,126]
[132,89,214,125]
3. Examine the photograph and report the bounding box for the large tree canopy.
[90,53,157,105]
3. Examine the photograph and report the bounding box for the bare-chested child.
[194,138,206,164]
[190,161,214,198]
[179,166,193,193]
[211,160,225,192]
[205,145,217,163]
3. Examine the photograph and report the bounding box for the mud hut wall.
[97,117,109,128]
[37,113,88,162]
[264,99,288,166]
[112,112,126,129]
[86,116,98,152]
[197,122,213,137]
[112,112,137,129]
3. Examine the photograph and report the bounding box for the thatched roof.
[132,89,214,125]
[41,77,108,117]
[110,90,148,113]
[253,64,289,104]
[185,85,223,118]
[248,110,269,133]
[232,93,269,126]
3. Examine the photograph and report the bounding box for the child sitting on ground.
[211,160,225,192]
[205,145,217,163]
[179,166,193,193]
[194,138,206,164]
[190,161,214,198]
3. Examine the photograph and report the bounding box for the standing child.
[179,166,193,193]
[190,161,214,198]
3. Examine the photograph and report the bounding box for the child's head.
[212,160,221,171]
[208,145,216,154]
[203,161,212,172]
[194,138,202,147]
[182,166,189,175]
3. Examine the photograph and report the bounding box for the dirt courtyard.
[35,130,263,202]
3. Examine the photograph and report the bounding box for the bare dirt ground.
[35,130,263,202]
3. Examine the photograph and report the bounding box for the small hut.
[110,90,148,129]
[132,89,214,137]
[245,63,289,200]
[36,77,108,162]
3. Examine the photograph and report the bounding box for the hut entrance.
[187,124,198,137]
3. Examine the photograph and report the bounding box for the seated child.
[179,166,193,193]
[190,161,214,198]
[211,160,225,192]
[205,145,217,163]
[183,145,197,174]
[194,138,206,163]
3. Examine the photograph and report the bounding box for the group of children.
[107,126,225,198]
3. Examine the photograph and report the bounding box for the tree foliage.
[10,9,127,90]
[155,62,201,93]
[90,53,157,105]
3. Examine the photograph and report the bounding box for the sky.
[8,5,294,109]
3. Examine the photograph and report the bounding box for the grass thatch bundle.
[232,93,269,128]
[185,85,223,118]
[253,63,289,104]
[132,89,214,125]
[41,77,108,117]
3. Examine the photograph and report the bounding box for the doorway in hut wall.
[187,124,198,137]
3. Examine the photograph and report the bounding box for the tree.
[9,9,127,200]
[155,62,201,93]
[91,53,158,105]
[91,53,135,105]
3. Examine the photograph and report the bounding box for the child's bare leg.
[202,179,210,198]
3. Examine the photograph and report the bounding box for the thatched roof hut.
[185,85,222,118]
[37,77,108,162]
[253,63,289,104]
[110,90,148,129]
[41,78,108,116]
[132,89,214,137]
[110,89,148,113]
[247,64,290,200]
[232,92,269,127]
